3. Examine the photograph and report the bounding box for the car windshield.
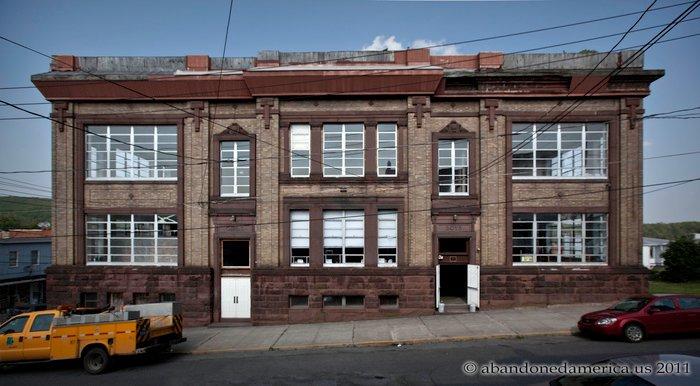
[608,298,650,312]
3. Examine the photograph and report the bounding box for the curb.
[179,329,574,355]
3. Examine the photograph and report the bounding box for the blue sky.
[0,0,698,223]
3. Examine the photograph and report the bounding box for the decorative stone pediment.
[223,123,250,136]
[439,121,469,134]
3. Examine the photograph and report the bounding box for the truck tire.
[82,346,110,374]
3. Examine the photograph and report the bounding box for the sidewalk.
[175,302,605,355]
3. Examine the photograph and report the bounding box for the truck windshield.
[609,298,650,312]
[0,315,29,334]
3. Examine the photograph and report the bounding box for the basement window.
[323,295,364,308]
[379,295,399,309]
[289,295,309,309]
[80,292,98,308]
[159,293,176,302]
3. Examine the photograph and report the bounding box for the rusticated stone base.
[45,265,213,326]
[479,266,649,309]
[251,267,436,325]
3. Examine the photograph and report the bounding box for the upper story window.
[323,210,364,266]
[377,123,397,177]
[290,210,310,267]
[290,124,311,177]
[220,141,250,197]
[512,123,607,179]
[8,251,18,267]
[86,125,177,180]
[323,123,364,177]
[86,214,178,266]
[438,139,469,195]
[377,210,398,267]
[512,213,607,265]
[30,250,39,265]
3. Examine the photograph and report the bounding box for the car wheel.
[82,346,110,374]
[623,323,645,343]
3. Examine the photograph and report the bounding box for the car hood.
[581,310,626,320]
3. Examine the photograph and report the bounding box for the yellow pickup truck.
[0,302,185,374]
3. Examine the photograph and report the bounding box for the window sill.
[291,263,310,267]
[85,262,178,267]
[512,263,608,267]
[512,177,608,183]
[323,263,365,268]
[84,179,177,184]
[378,264,398,268]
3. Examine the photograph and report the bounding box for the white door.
[221,277,251,318]
[467,264,480,308]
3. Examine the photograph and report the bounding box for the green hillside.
[643,221,700,241]
[0,196,51,229]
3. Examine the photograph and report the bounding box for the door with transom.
[220,240,251,319]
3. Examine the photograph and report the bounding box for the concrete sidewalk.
[175,302,606,354]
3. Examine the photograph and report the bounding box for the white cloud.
[411,39,461,55]
[362,36,461,55]
[362,35,404,51]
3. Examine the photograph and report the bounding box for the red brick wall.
[479,267,649,308]
[45,265,213,326]
[252,268,435,325]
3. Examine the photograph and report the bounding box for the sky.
[0,0,698,223]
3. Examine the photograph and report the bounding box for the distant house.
[642,237,669,269]
[0,229,51,314]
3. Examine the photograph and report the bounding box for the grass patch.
[649,280,700,295]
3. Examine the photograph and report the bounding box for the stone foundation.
[45,265,213,326]
[479,266,649,309]
[251,268,436,325]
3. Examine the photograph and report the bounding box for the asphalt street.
[2,334,700,385]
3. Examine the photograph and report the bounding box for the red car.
[578,295,700,342]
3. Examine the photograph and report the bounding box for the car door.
[678,296,700,333]
[22,312,56,361]
[643,297,679,335]
[0,315,30,362]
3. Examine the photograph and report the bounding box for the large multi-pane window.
[512,213,607,265]
[220,141,250,197]
[323,210,364,266]
[438,139,469,195]
[86,214,178,266]
[86,125,177,180]
[377,210,398,267]
[323,123,364,177]
[290,124,311,177]
[377,124,397,177]
[290,210,310,266]
[512,123,607,178]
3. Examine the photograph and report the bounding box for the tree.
[0,215,21,230]
[661,236,700,282]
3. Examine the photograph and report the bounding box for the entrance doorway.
[220,240,251,319]
[439,264,468,307]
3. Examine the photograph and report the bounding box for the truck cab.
[0,310,61,362]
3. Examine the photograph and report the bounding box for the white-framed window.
[323,210,364,266]
[86,214,178,266]
[85,125,177,180]
[290,210,310,266]
[377,123,397,177]
[220,140,250,197]
[323,123,364,177]
[8,251,18,267]
[512,123,607,178]
[30,250,39,265]
[378,210,398,267]
[512,213,607,265]
[438,139,469,195]
[290,124,311,177]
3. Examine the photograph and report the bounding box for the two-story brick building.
[32,49,662,325]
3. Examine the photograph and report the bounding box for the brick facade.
[33,50,662,326]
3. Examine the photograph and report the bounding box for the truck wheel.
[83,346,110,374]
